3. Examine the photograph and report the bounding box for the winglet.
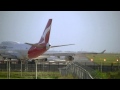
[101,50,106,54]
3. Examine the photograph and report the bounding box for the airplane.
[31,50,75,62]
[42,50,106,62]
[0,19,75,63]
[28,55,67,64]
[77,50,106,54]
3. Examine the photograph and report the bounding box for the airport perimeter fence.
[59,62,97,79]
[0,61,119,73]
[0,62,67,72]
[77,61,120,72]
[59,61,120,79]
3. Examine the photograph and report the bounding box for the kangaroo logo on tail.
[39,19,52,44]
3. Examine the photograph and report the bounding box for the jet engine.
[57,56,74,61]
[42,58,47,62]
[33,56,74,62]
[65,56,74,61]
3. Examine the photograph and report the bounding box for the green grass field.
[92,70,120,79]
[1,53,120,79]
[0,71,74,79]
[86,53,120,65]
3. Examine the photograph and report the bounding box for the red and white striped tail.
[39,19,52,44]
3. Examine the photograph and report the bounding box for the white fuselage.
[0,41,74,61]
[0,41,49,60]
[0,41,30,59]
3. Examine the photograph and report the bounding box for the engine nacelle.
[65,56,74,61]
[42,58,47,62]
[36,56,74,62]
[37,58,48,62]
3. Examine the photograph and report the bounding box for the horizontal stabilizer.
[25,43,45,48]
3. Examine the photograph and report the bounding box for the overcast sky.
[0,11,120,53]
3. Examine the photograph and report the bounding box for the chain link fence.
[59,62,95,79]
[0,61,67,72]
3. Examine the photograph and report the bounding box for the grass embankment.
[86,53,120,65]
[1,71,120,79]
[0,71,74,79]
[93,70,120,79]
[85,53,120,79]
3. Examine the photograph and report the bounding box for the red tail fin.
[39,19,52,44]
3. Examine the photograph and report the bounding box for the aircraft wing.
[32,52,76,61]
[43,52,76,56]
[79,50,106,54]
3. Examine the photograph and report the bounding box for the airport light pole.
[91,58,96,70]
[91,59,93,62]
[117,59,118,62]
[103,58,106,69]
[118,58,119,69]
[101,58,106,72]
[104,59,106,62]
[116,59,119,70]
[100,58,102,72]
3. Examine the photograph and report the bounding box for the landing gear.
[28,60,35,64]
[41,58,47,62]
[31,60,35,64]
[18,59,21,64]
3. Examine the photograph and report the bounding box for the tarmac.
[73,53,95,65]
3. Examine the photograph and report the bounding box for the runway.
[0,53,101,66]
[0,53,95,66]
[73,53,95,65]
